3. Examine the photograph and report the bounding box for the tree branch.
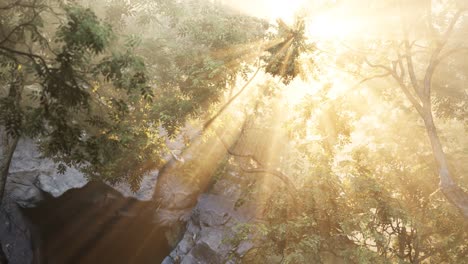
[0,13,42,46]
[439,46,468,59]
[396,53,406,80]
[352,72,391,89]
[364,57,424,115]
[213,126,298,205]
[404,39,422,97]
[203,62,261,130]
[0,46,50,74]
[423,9,466,101]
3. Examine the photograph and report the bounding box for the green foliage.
[0,95,23,137]
[263,18,314,84]
[230,80,468,263]
[57,6,113,54]
[97,50,152,98]
[0,1,161,186]
[116,0,270,136]
[2,1,466,262]
[0,0,271,190]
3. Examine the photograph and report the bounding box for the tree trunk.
[0,130,19,203]
[0,66,23,204]
[422,112,468,218]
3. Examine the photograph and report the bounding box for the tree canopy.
[0,0,467,263]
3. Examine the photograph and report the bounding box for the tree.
[353,2,468,218]
[0,0,155,201]
[0,0,274,202]
[231,66,467,263]
[226,1,468,262]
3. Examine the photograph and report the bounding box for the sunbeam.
[3,0,467,263]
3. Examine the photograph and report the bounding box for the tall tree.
[0,0,154,201]
[334,0,468,218]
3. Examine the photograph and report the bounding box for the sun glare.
[223,0,306,24]
[266,0,306,23]
[307,14,360,39]
[222,0,373,105]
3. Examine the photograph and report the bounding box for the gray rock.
[166,168,258,263]
[5,124,198,207]
[6,171,43,208]
[180,254,197,264]
[6,138,87,207]
[189,242,223,264]
[5,134,183,206]
[236,241,254,256]
[161,256,174,264]
[110,170,159,201]
[0,198,37,264]
[36,167,86,198]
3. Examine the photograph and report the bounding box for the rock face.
[110,170,159,201]
[6,138,163,206]
[23,181,171,264]
[162,170,257,264]
[3,124,253,263]
[3,138,162,263]
[6,124,199,206]
[6,138,87,207]
[152,127,233,228]
[0,198,37,264]
[158,114,293,263]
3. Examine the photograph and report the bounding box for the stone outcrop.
[160,111,290,263]
[162,170,257,264]
[2,138,161,263]
[0,125,198,263]
[23,181,171,264]
[5,134,182,206]
[6,138,87,207]
[0,198,37,264]
[3,122,260,263]
[153,120,244,228]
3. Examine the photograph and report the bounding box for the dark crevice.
[22,181,171,264]
[0,243,7,264]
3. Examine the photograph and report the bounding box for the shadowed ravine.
[22,182,171,264]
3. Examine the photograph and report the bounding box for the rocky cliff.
[0,120,266,263]
[162,169,257,264]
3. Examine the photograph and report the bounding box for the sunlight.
[223,0,306,23]
[266,0,306,23]
[282,79,315,104]
[4,1,467,263]
[307,14,360,39]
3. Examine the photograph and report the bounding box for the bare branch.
[364,57,424,115]
[423,9,467,101]
[0,46,50,74]
[238,167,298,196]
[396,53,406,80]
[439,46,468,59]
[352,72,391,89]
[0,16,42,46]
[215,129,262,166]
[203,61,261,130]
[213,125,298,205]
[404,39,422,97]
[441,9,466,42]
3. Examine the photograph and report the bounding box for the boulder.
[164,170,258,263]
[6,138,161,206]
[6,138,87,207]
[0,198,37,264]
